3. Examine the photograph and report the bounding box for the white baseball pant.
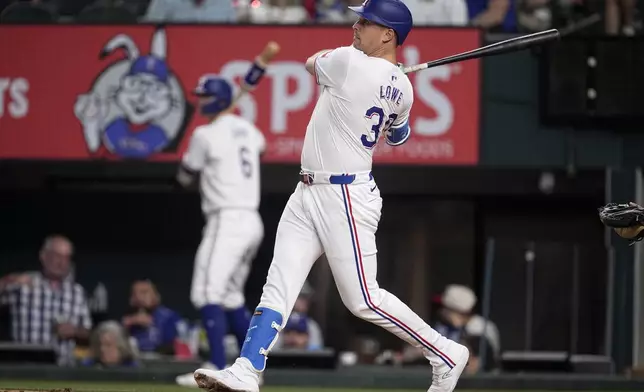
[257,172,457,368]
[191,209,264,310]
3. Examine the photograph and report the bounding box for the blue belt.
[300,172,373,185]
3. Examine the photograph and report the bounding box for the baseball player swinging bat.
[402,28,560,74]
[194,0,478,391]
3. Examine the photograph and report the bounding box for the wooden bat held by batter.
[401,29,560,74]
[223,41,281,114]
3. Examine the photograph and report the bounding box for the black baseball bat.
[402,29,560,74]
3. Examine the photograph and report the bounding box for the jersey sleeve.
[393,83,414,127]
[181,128,210,173]
[314,46,353,88]
[385,83,414,146]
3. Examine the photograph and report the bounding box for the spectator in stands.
[352,335,381,364]
[314,0,351,23]
[121,279,181,356]
[433,284,501,366]
[242,0,309,24]
[82,321,138,368]
[461,333,498,374]
[276,312,313,349]
[0,235,92,366]
[392,284,500,372]
[143,0,236,23]
[605,0,637,35]
[291,281,324,348]
[467,0,517,32]
[517,0,552,32]
[404,0,468,26]
[273,282,324,350]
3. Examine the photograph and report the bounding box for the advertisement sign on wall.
[0,25,480,164]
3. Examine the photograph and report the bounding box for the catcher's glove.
[598,202,644,245]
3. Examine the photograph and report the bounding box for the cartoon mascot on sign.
[74,28,189,159]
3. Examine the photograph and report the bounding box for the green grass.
[0,380,417,392]
[0,380,619,392]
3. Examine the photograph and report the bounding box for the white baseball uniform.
[182,113,265,310]
[257,45,459,368]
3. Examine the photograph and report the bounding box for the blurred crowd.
[0,234,501,376]
[0,235,325,370]
[0,0,641,35]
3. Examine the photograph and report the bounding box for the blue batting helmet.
[348,0,413,46]
[192,74,234,115]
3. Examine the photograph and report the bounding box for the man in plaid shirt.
[0,235,92,366]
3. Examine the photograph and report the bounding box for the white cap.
[441,284,477,314]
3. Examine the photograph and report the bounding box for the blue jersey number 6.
[361,106,398,149]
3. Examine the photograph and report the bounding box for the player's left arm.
[177,128,208,188]
[384,89,414,147]
[305,46,353,88]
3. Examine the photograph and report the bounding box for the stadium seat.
[0,2,57,23]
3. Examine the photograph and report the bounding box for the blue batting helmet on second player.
[349,0,413,46]
[192,74,234,115]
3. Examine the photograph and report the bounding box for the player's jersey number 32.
[362,106,398,149]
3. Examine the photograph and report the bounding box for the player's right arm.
[0,273,30,293]
[305,46,353,88]
[177,127,209,188]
